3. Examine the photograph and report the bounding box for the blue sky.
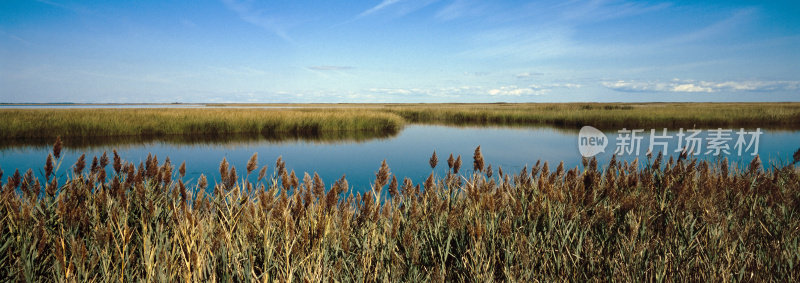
[1,0,798,103]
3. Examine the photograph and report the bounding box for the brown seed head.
[375,159,390,193]
[46,178,57,197]
[454,155,462,174]
[219,158,229,183]
[11,169,21,189]
[275,156,285,175]
[73,154,86,176]
[424,172,434,191]
[53,136,63,159]
[313,173,324,200]
[100,151,109,168]
[748,155,762,174]
[90,156,99,174]
[337,175,348,194]
[178,161,186,179]
[198,174,208,191]
[258,165,268,182]
[289,170,299,189]
[401,177,413,197]
[429,151,438,169]
[113,150,122,174]
[473,146,484,173]
[246,153,258,175]
[45,154,54,180]
[447,153,454,169]
[179,180,187,203]
[388,175,398,198]
[227,167,238,188]
[281,169,290,191]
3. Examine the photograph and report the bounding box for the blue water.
[1,125,797,193]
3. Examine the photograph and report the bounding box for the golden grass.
[2,103,799,143]
[1,143,799,281]
[382,102,800,128]
[0,108,405,140]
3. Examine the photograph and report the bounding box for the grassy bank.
[1,103,799,142]
[384,102,800,129]
[1,144,799,281]
[0,108,404,140]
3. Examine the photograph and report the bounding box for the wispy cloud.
[460,1,751,63]
[662,8,755,46]
[603,79,800,93]
[0,30,33,46]
[436,0,486,21]
[558,0,670,23]
[359,0,406,17]
[515,72,544,80]
[308,65,354,71]
[221,0,292,42]
[355,0,440,20]
[33,0,92,14]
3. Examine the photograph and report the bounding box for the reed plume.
[454,155,462,174]
[246,153,258,175]
[178,161,186,179]
[258,165,268,182]
[219,157,229,183]
[447,153,455,169]
[52,136,62,159]
[45,154,54,180]
[73,153,86,176]
[388,175,398,198]
[375,159,390,194]
[430,151,438,169]
[473,146,484,173]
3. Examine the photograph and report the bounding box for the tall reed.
[0,141,799,281]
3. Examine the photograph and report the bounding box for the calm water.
[1,125,798,192]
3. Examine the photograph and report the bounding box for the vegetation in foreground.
[2,103,800,143]
[2,139,800,281]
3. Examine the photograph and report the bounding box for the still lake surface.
[1,125,798,192]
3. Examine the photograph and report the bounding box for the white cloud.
[515,72,544,79]
[603,79,800,93]
[308,66,354,71]
[487,83,581,96]
[488,86,541,96]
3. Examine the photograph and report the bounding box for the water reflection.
[0,125,797,193]
[0,130,399,150]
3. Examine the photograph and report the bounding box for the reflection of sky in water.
[1,125,798,193]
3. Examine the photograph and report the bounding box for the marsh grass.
[1,141,799,281]
[384,102,800,128]
[2,103,800,144]
[0,108,404,140]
